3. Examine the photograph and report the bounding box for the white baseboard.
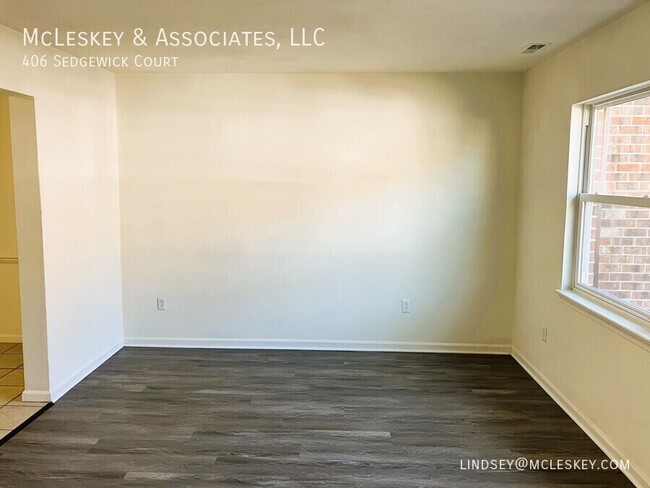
[0,334,22,342]
[512,347,648,488]
[124,337,511,354]
[48,340,123,402]
[21,390,51,403]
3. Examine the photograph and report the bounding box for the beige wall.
[0,95,21,341]
[117,73,522,350]
[0,25,124,401]
[514,3,650,485]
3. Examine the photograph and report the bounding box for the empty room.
[0,0,648,486]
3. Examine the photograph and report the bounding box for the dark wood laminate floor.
[0,348,634,487]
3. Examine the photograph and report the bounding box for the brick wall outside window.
[586,95,650,313]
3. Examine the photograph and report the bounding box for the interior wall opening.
[0,89,49,415]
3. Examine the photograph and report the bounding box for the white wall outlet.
[401,298,411,313]
[542,326,548,342]
[157,297,167,311]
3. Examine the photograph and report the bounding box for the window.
[574,88,650,321]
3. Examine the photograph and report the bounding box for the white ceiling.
[0,0,645,73]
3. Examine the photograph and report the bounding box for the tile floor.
[0,343,47,440]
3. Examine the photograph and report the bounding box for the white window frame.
[572,86,650,325]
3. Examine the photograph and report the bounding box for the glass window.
[575,91,650,318]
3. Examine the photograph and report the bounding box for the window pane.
[590,96,650,197]
[580,202,650,314]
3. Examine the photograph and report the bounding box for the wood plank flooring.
[0,348,634,487]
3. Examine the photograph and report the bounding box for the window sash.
[573,197,650,323]
[578,193,650,208]
[570,85,650,329]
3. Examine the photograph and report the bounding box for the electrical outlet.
[542,326,548,343]
[157,297,167,311]
[401,298,411,313]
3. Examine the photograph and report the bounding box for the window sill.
[555,289,650,351]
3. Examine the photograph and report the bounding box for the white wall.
[513,3,650,485]
[117,73,521,351]
[0,25,124,401]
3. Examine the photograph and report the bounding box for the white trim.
[573,281,650,323]
[21,390,51,403]
[49,340,123,402]
[588,81,650,109]
[556,289,650,351]
[512,348,648,488]
[568,84,650,328]
[579,193,650,208]
[124,337,512,355]
[0,334,22,342]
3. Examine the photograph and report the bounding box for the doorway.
[0,90,49,438]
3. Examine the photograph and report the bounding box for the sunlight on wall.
[118,73,522,346]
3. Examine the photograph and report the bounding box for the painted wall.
[0,95,21,341]
[513,3,650,485]
[0,25,124,401]
[117,73,522,351]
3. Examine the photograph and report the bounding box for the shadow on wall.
[118,73,522,345]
